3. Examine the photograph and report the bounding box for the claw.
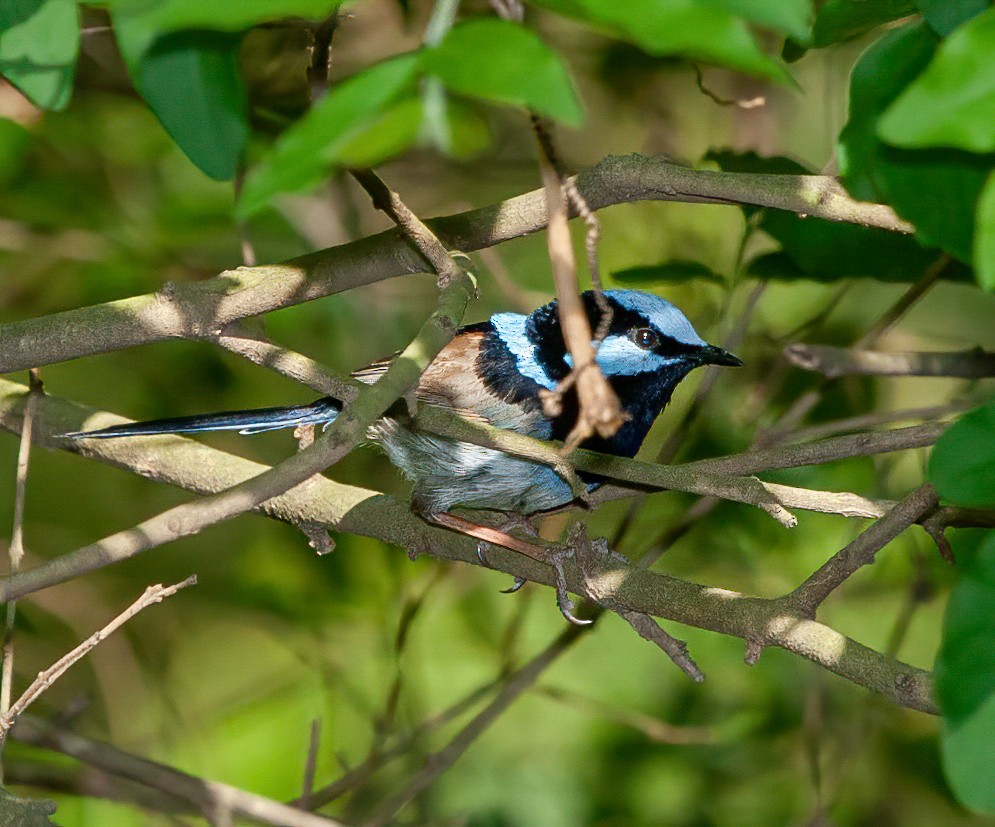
[477,541,529,594]
[500,577,527,594]
[551,556,593,626]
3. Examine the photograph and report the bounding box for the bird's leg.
[475,511,540,592]
[422,510,591,625]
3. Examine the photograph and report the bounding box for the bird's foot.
[475,541,527,593]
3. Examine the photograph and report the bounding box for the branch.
[785,344,995,379]
[0,577,196,742]
[0,271,472,600]
[0,382,940,713]
[0,154,910,375]
[788,485,940,615]
[10,716,347,827]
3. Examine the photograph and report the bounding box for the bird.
[65,289,741,611]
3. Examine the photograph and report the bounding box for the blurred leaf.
[238,54,419,215]
[105,0,344,32]
[809,0,916,47]
[838,22,994,262]
[704,148,811,175]
[756,210,940,282]
[704,0,814,40]
[530,0,793,83]
[914,0,990,36]
[439,98,491,160]
[0,0,78,111]
[612,260,725,285]
[928,400,995,507]
[334,96,423,168]
[114,16,248,180]
[977,172,995,290]
[879,8,995,153]
[936,531,995,814]
[422,19,582,126]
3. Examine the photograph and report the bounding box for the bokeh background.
[2,1,994,824]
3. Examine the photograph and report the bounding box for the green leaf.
[977,171,995,290]
[612,260,725,285]
[809,0,916,47]
[914,0,990,36]
[334,97,424,168]
[114,15,249,181]
[0,0,79,111]
[530,0,793,83]
[105,0,345,32]
[422,19,582,126]
[838,22,995,262]
[936,531,995,814]
[879,8,995,153]
[238,54,420,216]
[756,210,945,282]
[928,399,995,507]
[710,0,813,41]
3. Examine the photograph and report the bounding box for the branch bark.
[785,344,995,379]
[0,381,939,713]
[0,154,911,375]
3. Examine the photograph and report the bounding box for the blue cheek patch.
[564,336,679,376]
[491,313,558,390]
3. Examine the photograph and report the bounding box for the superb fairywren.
[66,289,741,521]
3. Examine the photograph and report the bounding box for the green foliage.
[0,0,78,111]
[104,0,345,32]
[977,173,995,290]
[113,14,248,180]
[783,0,915,58]
[928,400,995,508]
[935,532,995,814]
[914,0,991,36]
[238,54,419,215]
[838,23,993,265]
[612,261,725,286]
[879,8,995,153]
[421,18,583,126]
[530,0,796,82]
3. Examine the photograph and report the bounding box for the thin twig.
[11,716,347,827]
[536,137,625,451]
[0,577,197,742]
[366,620,592,825]
[788,485,940,615]
[299,719,321,811]
[619,610,704,682]
[0,369,41,780]
[784,344,995,379]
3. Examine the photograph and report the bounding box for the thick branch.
[0,382,937,713]
[785,344,995,379]
[0,155,910,375]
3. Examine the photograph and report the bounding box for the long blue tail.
[63,397,342,439]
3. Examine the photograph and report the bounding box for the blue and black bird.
[66,289,741,522]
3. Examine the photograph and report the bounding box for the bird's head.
[513,289,742,455]
[523,288,741,383]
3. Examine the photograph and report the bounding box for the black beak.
[698,344,743,367]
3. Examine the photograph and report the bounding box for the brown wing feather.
[351,331,540,431]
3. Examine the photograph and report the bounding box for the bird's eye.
[632,328,659,350]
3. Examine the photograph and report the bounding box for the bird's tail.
[63,397,342,440]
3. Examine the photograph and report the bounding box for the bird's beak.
[698,344,743,367]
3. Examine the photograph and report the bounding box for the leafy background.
[1,0,994,824]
